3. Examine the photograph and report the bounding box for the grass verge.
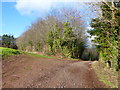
[92,61,118,88]
[0,47,53,59]
[0,47,22,59]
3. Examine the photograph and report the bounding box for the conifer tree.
[88,2,120,70]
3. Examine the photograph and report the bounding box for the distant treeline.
[0,34,17,49]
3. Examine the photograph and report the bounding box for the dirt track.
[2,55,105,88]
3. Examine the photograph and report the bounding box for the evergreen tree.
[88,2,120,70]
[1,34,17,49]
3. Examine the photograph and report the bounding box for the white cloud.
[15,0,55,16]
[15,0,101,17]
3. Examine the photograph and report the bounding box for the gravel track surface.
[2,55,105,88]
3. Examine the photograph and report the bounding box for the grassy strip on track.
[24,52,53,58]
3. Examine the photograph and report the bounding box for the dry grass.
[92,61,118,88]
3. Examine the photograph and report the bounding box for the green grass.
[0,47,22,59]
[92,61,118,88]
[0,47,53,59]
[25,52,53,58]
